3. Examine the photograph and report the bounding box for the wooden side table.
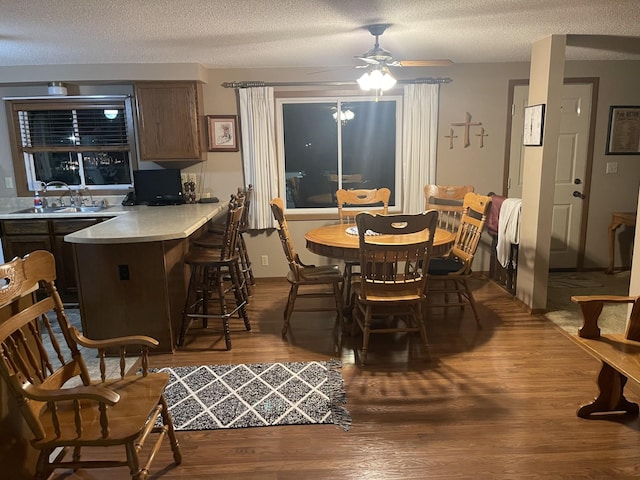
[607,211,636,274]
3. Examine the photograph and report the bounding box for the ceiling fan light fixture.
[103,109,119,119]
[357,66,397,93]
[47,81,67,96]
[332,107,355,125]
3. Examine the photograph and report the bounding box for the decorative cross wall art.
[447,112,486,148]
[444,128,458,149]
[475,127,488,147]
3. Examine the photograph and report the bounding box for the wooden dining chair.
[336,187,391,305]
[328,173,365,196]
[424,184,475,235]
[427,192,492,327]
[351,210,439,365]
[0,250,182,480]
[270,198,344,337]
[337,188,391,224]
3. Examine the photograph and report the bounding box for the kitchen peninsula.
[0,202,227,353]
[69,203,227,353]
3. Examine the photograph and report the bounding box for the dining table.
[304,223,456,262]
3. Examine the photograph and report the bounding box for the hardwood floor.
[52,275,640,479]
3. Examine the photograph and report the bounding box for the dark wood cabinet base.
[74,238,190,354]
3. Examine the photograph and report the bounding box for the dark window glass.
[83,151,132,185]
[283,103,338,208]
[33,152,81,184]
[341,101,396,198]
[282,99,397,209]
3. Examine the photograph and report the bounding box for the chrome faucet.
[43,181,73,206]
[81,187,95,206]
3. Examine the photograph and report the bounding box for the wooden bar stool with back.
[178,197,250,350]
[193,185,255,299]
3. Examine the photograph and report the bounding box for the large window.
[277,96,402,212]
[6,96,136,194]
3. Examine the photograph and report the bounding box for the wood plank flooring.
[52,276,640,479]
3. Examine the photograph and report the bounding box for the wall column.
[516,35,566,311]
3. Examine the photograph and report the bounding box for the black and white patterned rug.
[151,360,351,431]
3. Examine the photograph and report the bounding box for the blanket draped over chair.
[496,198,522,268]
[486,193,521,295]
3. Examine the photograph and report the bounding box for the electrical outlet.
[261,255,269,266]
[4,177,14,189]
[606,162,618,174]
[118,264,130,280]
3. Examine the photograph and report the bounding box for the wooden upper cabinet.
[134,81,206,162]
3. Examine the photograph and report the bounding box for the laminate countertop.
[0,202,227,244]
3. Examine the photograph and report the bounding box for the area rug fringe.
[327,358,351,431]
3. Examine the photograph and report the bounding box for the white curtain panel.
[238,87,279,229]
[401,84,439,214]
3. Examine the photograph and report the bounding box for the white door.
[508,83,593,269]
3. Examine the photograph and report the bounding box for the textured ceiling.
[1,0,639,69]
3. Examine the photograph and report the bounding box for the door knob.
[573,190,585,199]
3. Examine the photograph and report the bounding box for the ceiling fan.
[356,24,453,69]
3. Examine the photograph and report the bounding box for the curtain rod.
[221,77,452,89]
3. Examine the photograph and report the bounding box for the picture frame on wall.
[523,104,545,147]
[606,105,640,155]
[207,115,239,152]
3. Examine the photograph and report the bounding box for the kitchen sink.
[10,206,111,214]
[51,206,110,213]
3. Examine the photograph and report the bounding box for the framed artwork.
[207,115,239,152]
[606,105,640,155]
[523,104,545,146]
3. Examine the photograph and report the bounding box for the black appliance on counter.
[133,169,185,205]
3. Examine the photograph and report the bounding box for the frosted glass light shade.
[357,68,397,91]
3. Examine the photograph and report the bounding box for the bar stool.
[236,185,255,291]
[178,200,249,350]
[194,189,252,300]
[192,188,253,303]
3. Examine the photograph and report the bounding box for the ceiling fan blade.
[308,68,339,75]
[396,59,454,67]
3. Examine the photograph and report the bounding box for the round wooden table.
[305,223,456,262]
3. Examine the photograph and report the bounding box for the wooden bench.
[570,295,640,418]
